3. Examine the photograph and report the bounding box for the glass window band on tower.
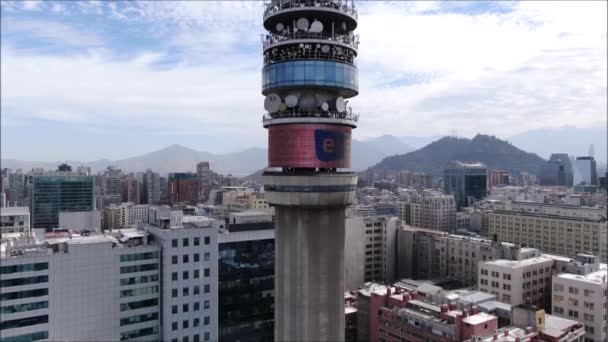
[262,60,358,94]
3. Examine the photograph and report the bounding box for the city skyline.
[2,1,607,161]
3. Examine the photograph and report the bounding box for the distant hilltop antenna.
[589,144,595,158]
[451,129,457,138]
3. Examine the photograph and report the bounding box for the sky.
[1,0,606,161]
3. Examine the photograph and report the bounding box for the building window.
[183,271,189,280]
[194,270,200,279]
[204,300,210,309]
[204,237,210,245]
[183,320,189,329]
[204,316,210,326]
[194,253,200,262]
[183,287,189,296]
[183,337,189,342]
[204,284,210,293]
[194,286,200,295]
[204,332,210,341]
[183,255,189,263]
[172,239,178,248]
[172,305,178,314]
[193,318,200,327]
[172,322,178,331]
[194,237,200,246]
[194,302,200,311]
[172,256,178,265]
[204,268,210,277]
[172,289,178,298]
[183,304,189,313]
[204,253,210,261]
[194,334,200,342]
[172,272,178,281]
[183,238,189,247]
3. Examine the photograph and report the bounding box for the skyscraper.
[443,161,487,209]
[142,169,161,205]
[8,170,26,206]
[197,162,211,202]
[573,156,598,185]
[31,168,94,231]
[539,153,573,187]
[260,1,360,340]
[168,173,199,205]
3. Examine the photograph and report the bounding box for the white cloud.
[3,18,103,47]
[21,0,43,11]
[1,0,606,149]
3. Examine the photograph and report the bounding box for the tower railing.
[264,0,358,20]
[263,109,359,122]
[262,31,359,50]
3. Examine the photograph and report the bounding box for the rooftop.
[542,314,584,339]
[556,267,608,285]
[462,312,495,325]
[483,256,553,269]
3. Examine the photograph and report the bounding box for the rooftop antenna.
[588,144,595,158]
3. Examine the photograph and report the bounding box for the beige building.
[345,216,399,289]
[488,202,607,262]
[398,190,456,231]
[552,255,607,342]
[478,254,555,309]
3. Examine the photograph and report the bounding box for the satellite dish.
[296,17,310,31]
[264,93,282,113]
[299,43,305,48]
[348,31,354,39]
[299,93,316,111]
[340,22,347,31]
[335,97,346,112]
[285,94,298,108]
[276,23,284,32]
[278,103,287,112]
[321,45,330,53]
[321,102,329,111]
[310,19,323,33]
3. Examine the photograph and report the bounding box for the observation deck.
[263,0,358,32]
[262,109,358,128]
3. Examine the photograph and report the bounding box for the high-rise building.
[31,168,94,231]
[345,215,399,289]
[397,190,456,231]
[99,166,123,208]
[121,175,141,204]
[142,169,161,205]
[488,201,608,262]
[0,229,161,342]
[8,170,26,207]
[260,1,360,340]
[488,170,511,189]
[573,156,598,185]
[539,154,574,187]
[168,173,199,206]
[218,212,275,341]
[197,162,211,203]
[444,161,487,209]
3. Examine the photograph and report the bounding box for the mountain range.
[1,136,413,176]
[371,134,547,177]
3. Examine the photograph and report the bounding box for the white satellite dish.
[276,23,284,32]
[321,102,329,111]
[264,93,282,113]
[296,17,310,31]
[309,19,323,33]
[299,93,316,111]
[321,45,330,53]
[278,103,287,112]
[285,94,299,108]
[335,97,346,112]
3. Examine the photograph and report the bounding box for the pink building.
[358,285,499,341]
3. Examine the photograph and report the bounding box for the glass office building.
[444,161,487,209]
[32,175,94,230]
[218,225,274,342]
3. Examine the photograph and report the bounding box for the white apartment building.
[345,215,399,289]
[146,212,222,342]
[478,254,555,309]
[397,190,456,231]
[488,201,607,262]
[0,207,30,235]
[0,229,160,342]
[552,256,607,342]
[104,203,151,230]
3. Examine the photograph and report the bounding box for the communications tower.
[261,0,360,340]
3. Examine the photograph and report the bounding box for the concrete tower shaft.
[261,0,360,340]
